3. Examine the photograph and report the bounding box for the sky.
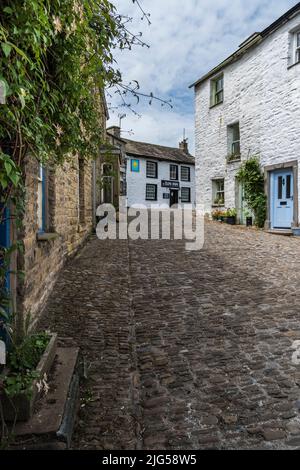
[107,0,297,154]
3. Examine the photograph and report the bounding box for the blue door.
[271,169,294,229]
[0,207,10,344]
[0,207,10,291]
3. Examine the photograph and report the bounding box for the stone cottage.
[125,138,195,208]
[0,94,109,326]
[190,3,300,230]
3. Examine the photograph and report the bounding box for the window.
[37,164,47,232]
[181,166,190,182]
[210,74,224,107]
[146,184,157,201]
[227,123,240,161]
[170,164,178,180]
[78,157,85,223]
[212,179,225,206]
[181,187,191,203]
[295,31,300,64]
[146,161,158,178]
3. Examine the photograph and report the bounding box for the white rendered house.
[124,138,195,208]
[191,3,300,230]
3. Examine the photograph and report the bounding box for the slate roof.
[123,138,195,165]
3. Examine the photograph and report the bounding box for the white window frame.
[170,164,178,181]
[146,160,158,179]
[145,184,157,201]
[212,179,225,206]
[210,74,224,107]
[295,31,300,64]
[181,166,190,182]
[227,123,241,160]
[181,187,191,203]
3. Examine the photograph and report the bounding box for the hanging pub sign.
[161,180,180,189]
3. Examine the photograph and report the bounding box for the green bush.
[2,332,50,397]
[236,157,267,228]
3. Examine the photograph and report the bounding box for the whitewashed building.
[191,3,300,230]
[124,138,195,208]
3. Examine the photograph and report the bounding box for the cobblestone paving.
[39,221,300,449]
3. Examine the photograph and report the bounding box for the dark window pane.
[278,176,283,200]
[286,175,291,199]
[170,165,178,180]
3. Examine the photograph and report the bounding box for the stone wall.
[18,154,94,325]
[194,12,300,218]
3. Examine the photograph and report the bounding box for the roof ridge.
[123,138,194,156]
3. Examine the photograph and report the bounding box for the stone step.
[267,229,292,236]
[13,347,80,449]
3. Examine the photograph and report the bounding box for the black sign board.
[161,180,180,189]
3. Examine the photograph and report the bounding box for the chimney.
[107,126,121,139]
[179,139,189,154]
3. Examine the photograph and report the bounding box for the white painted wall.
[126,156,195,208]
[194,12,300,222]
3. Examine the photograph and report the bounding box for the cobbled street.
[39,221,300,450]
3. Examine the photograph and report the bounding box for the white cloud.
[108,0,297,153]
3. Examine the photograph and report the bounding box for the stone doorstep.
[14,347,80,449]
[267,229,293,237]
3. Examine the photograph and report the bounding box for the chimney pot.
[108,126,121,139]
[179,139,189,154]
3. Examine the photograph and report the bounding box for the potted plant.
[244,209,253,227]
[213,196,224,206]
[292,226,300,237]
[0,317,57,422]
[225,208,237,225]
[212,209,226,222]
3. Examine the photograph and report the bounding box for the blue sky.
[108,0,297,153]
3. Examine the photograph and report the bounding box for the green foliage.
[1,332,50,397]
[0,0,123,321]
[0,0,118,167]
[236,156,267,228]
[225,208,237,218]
[211,209,226,220]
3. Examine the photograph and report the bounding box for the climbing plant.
[236,156,267,228]
[0,0,170,333]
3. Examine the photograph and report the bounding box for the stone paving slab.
[39,221,300,450]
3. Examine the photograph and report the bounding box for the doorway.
[170,189,179,207]
[271,168,294,229]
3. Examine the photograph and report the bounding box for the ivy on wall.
[236,156,267,228]
[0,0,128,334]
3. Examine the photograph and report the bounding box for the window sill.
[288,61,300,70]
[212,204,225,208]
[209,101,223,110]
[227,157,241,164]
[36,232,59,242]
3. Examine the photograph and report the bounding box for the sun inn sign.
[161,180,180,189]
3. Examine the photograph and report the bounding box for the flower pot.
[226,216,236,225]
[246,217,253,227]
[0,333,57,422]
[292,227,300,237]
